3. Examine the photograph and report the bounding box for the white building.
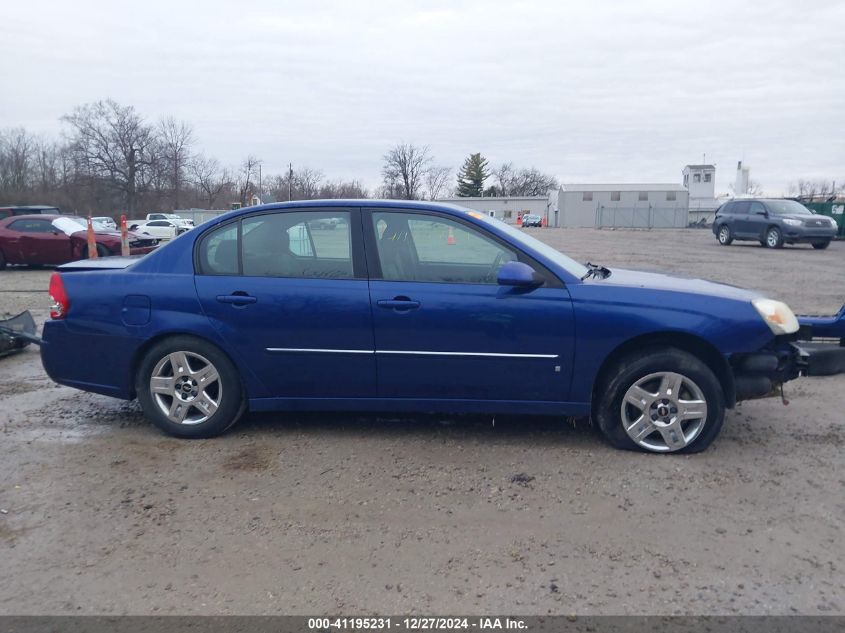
[734,161,751,195]
[683,164,720,224]
[558,184,689,228]
[437,194,556,225]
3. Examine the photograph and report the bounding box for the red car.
[0,214,159,269]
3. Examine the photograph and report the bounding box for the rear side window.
[733,201,751,214]
[242,211,352,279]
[199,223,239,275]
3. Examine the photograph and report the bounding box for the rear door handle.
[377,298,420,311]
[216,293,257,306]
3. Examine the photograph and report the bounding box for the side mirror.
[754,209,767,216]
[497,261,543,288]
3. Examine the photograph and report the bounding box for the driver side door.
[365,209,575,404]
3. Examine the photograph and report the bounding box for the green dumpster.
[800,200,845,238]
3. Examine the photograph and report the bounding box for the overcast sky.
[2,0,843,194]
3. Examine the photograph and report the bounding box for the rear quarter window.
[198,223,239,275]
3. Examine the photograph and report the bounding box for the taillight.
[49,272,69,319]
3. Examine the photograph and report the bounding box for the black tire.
[717,224,733,245]
[136,335,245,438]
[86,243,109,258]
[594,347,725,454]
[0,249,6,270]
[765,226,783,249]
[812,240,831,250]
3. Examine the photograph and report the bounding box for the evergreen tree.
[456,152,489,197]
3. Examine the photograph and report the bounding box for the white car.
[146,213,195,229]
[129,219,190,240]
[92,216,117,230]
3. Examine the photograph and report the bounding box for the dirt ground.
[0,228,843,616]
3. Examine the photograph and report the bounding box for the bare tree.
[62,100,158,214]
[0,128,35,199]
[424,165,451,200]
[293,167,324,200]
[318,179,368,199]
[237,155,262,205]
[157,117,194,209]
[188,154,231,208]
[493,162,515,197]
[492,163,558,197]
[746,179,764,196]
[382,143,431,200]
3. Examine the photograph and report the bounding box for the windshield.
[54,216,111,234]
[765,199,814,216]
[466,210,589,279]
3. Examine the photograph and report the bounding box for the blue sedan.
[40,200,845,453]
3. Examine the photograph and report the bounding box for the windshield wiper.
[581,262,611,280]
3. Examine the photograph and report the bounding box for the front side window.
[373,212,517,284]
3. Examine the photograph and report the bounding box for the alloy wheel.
[620,371,708,452]
[150,351,221,425]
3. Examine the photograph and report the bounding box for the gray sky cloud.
[2,0,843,194]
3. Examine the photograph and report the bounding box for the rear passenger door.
[731,201,753,237]
[193,208,377,401]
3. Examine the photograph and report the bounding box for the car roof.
[3,213,63,221]
[0,205,60,211]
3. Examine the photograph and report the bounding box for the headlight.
[752,298,799,335]
[782,218,803,227]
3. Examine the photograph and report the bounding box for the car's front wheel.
[717,224,733,245]
[765,226,784,249]
[136,336,245,438]
[594,347,725,453]
[812,240,831,250]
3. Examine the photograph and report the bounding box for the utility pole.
[288,163,293,201]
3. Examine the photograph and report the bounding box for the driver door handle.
[377,297,420,311]
[216,292,257,305]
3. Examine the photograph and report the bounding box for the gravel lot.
[0,228,843,615]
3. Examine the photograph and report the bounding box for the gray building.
[559,184,689,228]
[436,194,556,225]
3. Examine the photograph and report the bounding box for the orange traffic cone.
[120,214,129,256]
[516,214,523,227]
[86,216,98,258]
[447,227,456,245]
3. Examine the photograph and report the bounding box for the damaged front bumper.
[731,303,845,402]
[0,310,39,358]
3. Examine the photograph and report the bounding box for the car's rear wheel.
[85,243,110,258]
[765,226,783,249]
[136,336,245,438]
[594,347,725,453]
[812,240,831,250]
[0,249,6,270]
[717,225,732,245]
